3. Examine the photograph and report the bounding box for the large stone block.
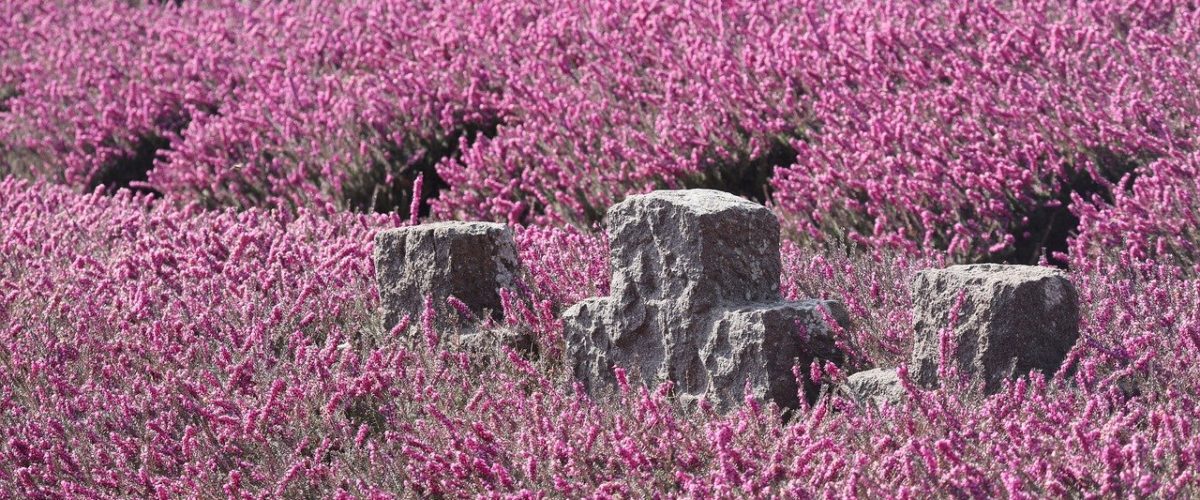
[910,264,1079,394]
[565,298,848,412]
[374,222,519,330]
[605,189,782,311]
[699,301,848,411]
[563,189,849,411]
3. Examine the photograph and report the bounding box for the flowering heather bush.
[770,1,1200,263]
[0,1,242,191]
[5,1,1200,260]
[0,0,503,216]
[5,0,1200,496]
[4,180,1200,496]
[512,225,609,307]
[1072,151,1200,275]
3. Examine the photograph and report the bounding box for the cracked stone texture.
[910,264,1079,394]
[563,189,849,412]
[374,222,519,331]
[843,368,905,407]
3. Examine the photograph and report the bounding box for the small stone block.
[843,368,905,407]
[909,264,1079,394]
[374,222,519,331]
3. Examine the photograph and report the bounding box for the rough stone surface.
[910,264,1080,394]
[458,326,536,356]
[563,189,849,412]
[843,368,905,407]
[605,189,782,310]
[374,222,519,331]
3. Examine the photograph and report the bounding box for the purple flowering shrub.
[0,1,504,216]
[3,0,1200,496]
[0,1,240,191]
[770,1,1200,263]
[1072,151,1200,275]
[7,1,1199,260]
[3,179,1200,496]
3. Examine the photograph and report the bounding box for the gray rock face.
[563,190,849,412]
[910,264,1079,394]
[605,189,783,310]
[457,326,535,355]
[374,222,519,331]
[843,368,905,407]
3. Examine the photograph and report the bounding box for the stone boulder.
[374,222,519,331]
[563,189,850,412]
[604,189,783,310]
[910,264,1079,394]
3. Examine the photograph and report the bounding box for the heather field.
[1,0,1199,497]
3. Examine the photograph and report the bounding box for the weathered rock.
[563,189,849,412]
[701,301,849,411]
[910,264,1079,394]
[605,189,782,310]
[374,222,519,331]
[843,368,905,407]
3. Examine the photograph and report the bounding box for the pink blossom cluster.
[0,0,501,214]
[3,179,1200,497]
[768,1,1200,262]
[4,0,1200,496]
[1072,150,1200,275]
[0,1,242,190]
[5,1,1200,260]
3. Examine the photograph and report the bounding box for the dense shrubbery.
[3,179,1200,496]
[3,0,1200,496]
[4,0,1198,262]
[1072,151,1200,275]
[770,1,1200,264]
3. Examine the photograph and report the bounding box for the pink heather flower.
[421,295,439,349]
[390,314,412,336]
[446,295,474,320]
[613,367,630,394]
[2,2,1200,497]
[410,173,424,225]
